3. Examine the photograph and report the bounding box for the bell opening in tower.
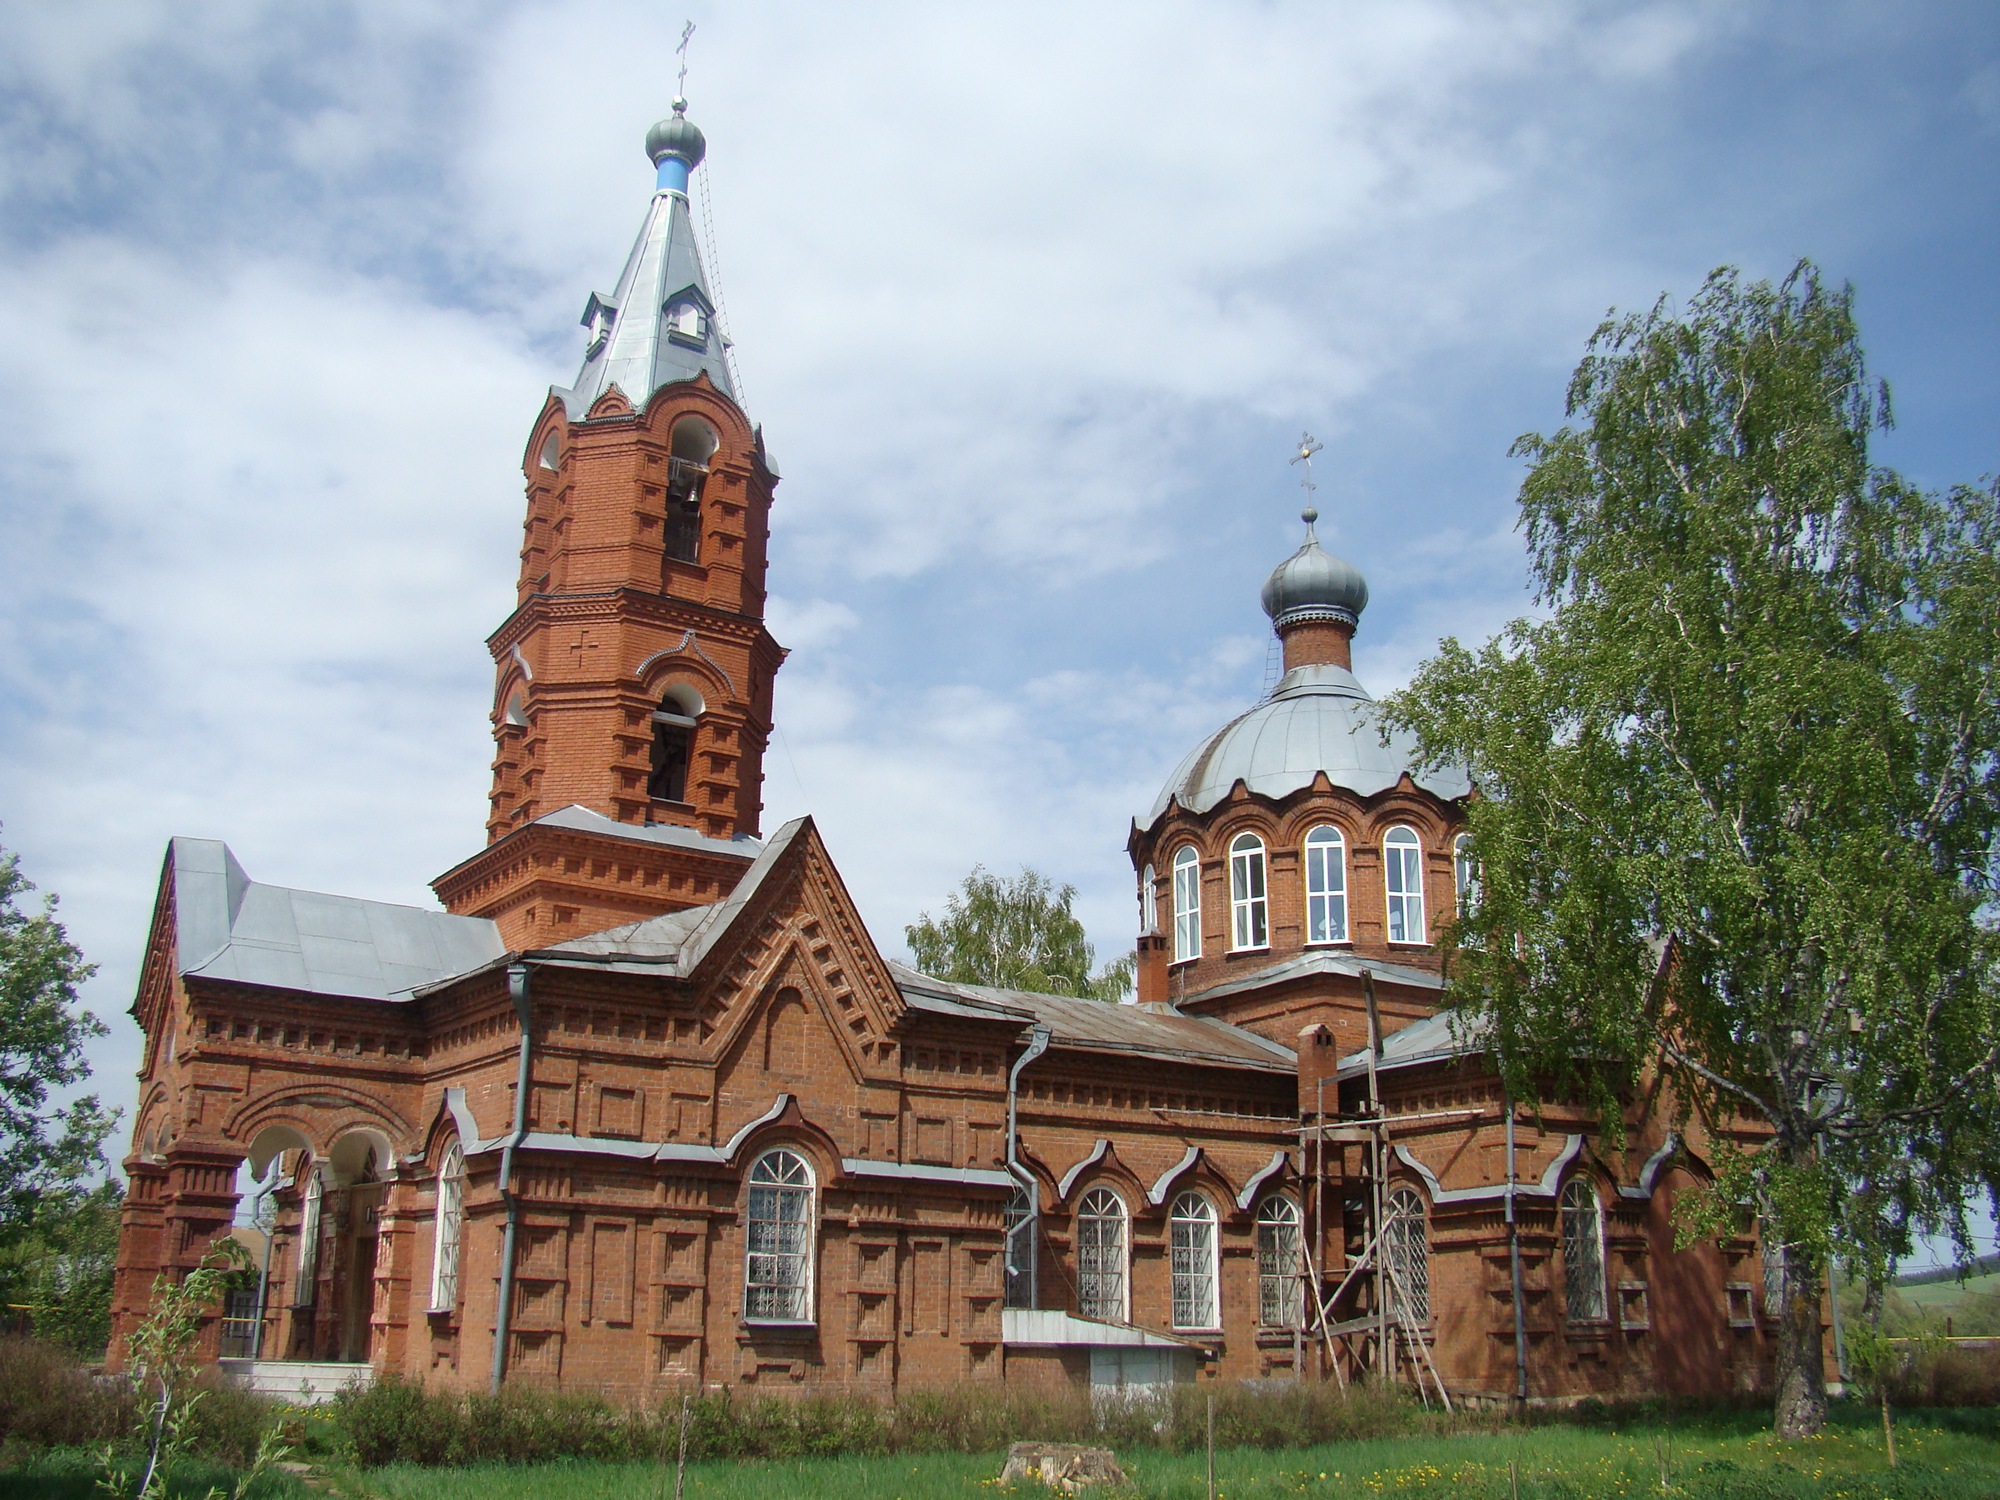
[665,415,719,565]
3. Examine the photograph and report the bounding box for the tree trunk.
[1773,1244,1829,1436]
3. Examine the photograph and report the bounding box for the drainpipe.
[1505,1095,1528,1403]
[490,962,533,1393]
[250,1165,277,1360]
[1004,1025,1053,1306]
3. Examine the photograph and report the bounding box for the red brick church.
[109,98,1802,1403]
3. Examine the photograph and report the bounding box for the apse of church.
[108,97,1808,1405]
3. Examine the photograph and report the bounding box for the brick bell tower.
[434,98,786,950]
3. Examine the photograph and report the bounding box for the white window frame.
[1228,834,1269,951]
[1304,825,1348,944]
[1561,1177,1608,1323]
[1138,863,1157,936]
[1256,1195,1303,1329]
[1454,834,1480,919]
[1171,846,1201,963]
[1169,1192,1221,1331]
[293,1167,322,1307]
[744,1148,816,1324]
[1385,1186,1430,1325]
[1076,1187,1129,1323]
[428,1143,465,1312]
[1384,826,1427,944]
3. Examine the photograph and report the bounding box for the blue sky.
[2,1,1996,1263]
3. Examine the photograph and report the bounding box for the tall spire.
[554,99,736,418]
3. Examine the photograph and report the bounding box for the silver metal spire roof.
[553,102,736,419]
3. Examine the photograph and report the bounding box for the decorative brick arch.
[224,1086,415,1165]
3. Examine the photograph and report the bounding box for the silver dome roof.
[1141,662,1471,828]
[1259,509,1369,628]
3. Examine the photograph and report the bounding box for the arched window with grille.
[1304,825,1347,944]
[1076,1188,1128,1322]
[1169,1192,1220,1329]
[1383,826,1426,944]
[1257,1196,1303,1328]
[1004,1187,1037,1310]
[429,1144,465,1312]
[293,1167,322,1308]
[1229,834,1268,951]
[1762,1232,1785,1322]
[1561,1177,1607,1322]
[1172,847,1201,963]
[744,1149,815,1323]
[1385,1186,1430,1324]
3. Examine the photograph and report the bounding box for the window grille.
[1384,827,1426,943]
[1561,1178,1607,1322]
[1762,1234,1785,1322]
[1385,1187,1430,1324]
[744,1149,815,1322]
[1304,826,1347,943]
[430,1144,465,1311]
[1004,1187,1036,1309]
[1076,1188,1128,1322]
[1229,835,1268,950]
[1172,847,1201,962]
[1257,1196,1303,1328]
[1454,834,1480,923]
[1169,1192,1219,1329]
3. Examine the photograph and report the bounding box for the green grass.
[1896,1273,2000,1314]
[339,1410,2000,1500]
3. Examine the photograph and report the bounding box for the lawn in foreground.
[354,1411,2000,1500]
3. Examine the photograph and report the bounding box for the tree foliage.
[907,866,1134,1001]
[0,1178,122,1356]
[1383,263,2000,1437]
[0,834,115,1239]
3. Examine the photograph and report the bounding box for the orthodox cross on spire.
[1290,431,1324,532]
[676,20,696,98]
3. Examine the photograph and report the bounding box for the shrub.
[0,1333,136,1449]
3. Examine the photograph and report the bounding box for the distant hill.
[1898,1252,2000,1288]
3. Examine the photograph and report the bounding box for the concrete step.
[216,1359,375,1405]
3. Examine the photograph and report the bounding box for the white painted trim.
[1618,1133,1682,1200]
[1148,1146,1202,1208]
[842,1159,1015,1189]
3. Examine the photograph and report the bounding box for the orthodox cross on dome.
[676,20,696,98]
[1290,432,1324,535]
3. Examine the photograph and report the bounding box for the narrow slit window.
[293,1168,322,1307]
[1304,825,1347,943]
[1229,834,1268,951]
[429,1144,464,1312]
[1257,1196,1303,1328]
[1562,1178,1607,1322]
[1385,1186,1430,1325]
[648,695,696,803]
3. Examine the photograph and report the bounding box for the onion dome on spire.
[553,99,737,419]
[1259,507,1369,629]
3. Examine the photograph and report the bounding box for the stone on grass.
[998,1442,1127,1492]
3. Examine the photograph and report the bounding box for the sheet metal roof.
[1337,1006,1490,1079]
[1181,949,1444,1008]
[530,804,761,860]
[892,964,1295,1073]
[169,838,504,1002]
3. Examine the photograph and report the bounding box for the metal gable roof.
[168,838,504,1003]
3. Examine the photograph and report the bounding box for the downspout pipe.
[1004,1025,1053,1304]
[490,962,533,1393]
[1505,1094,1528,1403]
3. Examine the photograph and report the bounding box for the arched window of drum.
[429,1144,465,1311]
[293,1168,323,1308]
[1385,1186,1430,1325]
[1004,1187,1037,1310]
[1229,834,1269,951]
[744,1149,815,1323]
[1169,1192,1220,1329]
[1075,1188,1128,1323]
[1383,826,1427,944]
[1171,847,1201,963]
[1304,826,1348,944]
[1561,1178,1607,1322]
[648,688,699,803]
[665,417,718,564]
[1138,864,1157,936]
[1257,1195,1304,1328]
